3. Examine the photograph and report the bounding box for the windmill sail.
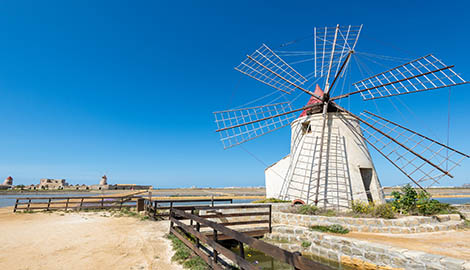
[314,25,362,78]
[358,111,469,186]
[235,44,308,94]
[341,54,468,100]
[214,102,300,149]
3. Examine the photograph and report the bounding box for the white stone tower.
[3,176,13,186]
[99,175,108,186]
[265,87,385,210]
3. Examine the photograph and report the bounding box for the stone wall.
[266,225,470,270]
[271,203,465,234]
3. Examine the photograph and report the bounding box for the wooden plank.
[172,209,333,270]
[199,212,270,218]
[170,227,224,270]
[153,199,232,203]
[171,218,259,270]
[205,229,269,241]
[200,220,269,228]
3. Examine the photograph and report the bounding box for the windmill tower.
[214,24,469,209]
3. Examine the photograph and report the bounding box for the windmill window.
[301,121,312,134]
[359,168,374,202]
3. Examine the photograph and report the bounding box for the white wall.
[265,112,385,208]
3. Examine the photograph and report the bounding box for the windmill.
[214,25,469,209]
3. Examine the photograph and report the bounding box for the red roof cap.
[299,84,324,118]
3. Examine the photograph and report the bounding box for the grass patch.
[310,224,349,234]
[252,198,290,204]
[166,234,210,270]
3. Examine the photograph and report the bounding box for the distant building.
[90,175,151,190]
[0,176,13,190]
[3,176,13,186]
[99,175,108,185]
[39,179,69,190]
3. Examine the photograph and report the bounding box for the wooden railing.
[143,198,233,219]
[13,195,136,212]
[170,207,332,270]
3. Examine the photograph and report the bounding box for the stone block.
[439,257,466,270]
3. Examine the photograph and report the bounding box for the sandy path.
[0,207,183,270]
[345,230,470,260]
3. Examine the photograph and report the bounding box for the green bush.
[351,200,373,215]
[301,241,311,248]
[372,203,395,219]
[309,224,349,234]
[390,185,455,216]
[252,198,290,203]
[390,184,418,214]
[298,205,319,215]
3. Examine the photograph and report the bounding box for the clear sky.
[0,0,469,188]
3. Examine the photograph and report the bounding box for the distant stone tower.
[99,175,108,186]
[3,176,13,186]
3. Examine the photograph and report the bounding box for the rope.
[447,87,451,170]
[240,145,286,179]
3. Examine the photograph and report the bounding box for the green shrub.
[252,198,290,203]
[390,184,418,214]
[301,241,311,248]
[372,204,395,219]
[298,205,319,215]
[351,200,373,215]
[309,224,349,234]
[390,185,455,216]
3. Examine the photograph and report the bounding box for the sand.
[0,207,183,270]
[345,230,470,260]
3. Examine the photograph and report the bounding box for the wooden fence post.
[154,201,157,219]
[27,199,31,211]
[269,204,272,233]
[47,198,51,211]
[239,241,245,259]
[169,209,174,229]
[213,229,218,263]
[13,199,18,212]
[190,209,194,226]
[79,198,84,210]
[196,222,200,248]
[65,198,69,211]
[293,251,302,270]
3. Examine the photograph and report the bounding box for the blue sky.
[0,0,469,188]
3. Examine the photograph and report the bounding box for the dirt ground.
[345,230,470,260]
[0,207,183,270]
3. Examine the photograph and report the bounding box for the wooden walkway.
[169,207,333,270]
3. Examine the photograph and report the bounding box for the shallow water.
[0,192,115,208]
